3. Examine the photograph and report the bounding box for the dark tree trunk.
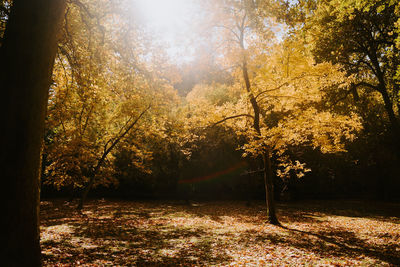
[263,151,279,224]
[77,156,105,210]
[377,82,400,158]
[372,55,400,138]
[240,44,279,225]
[0,1,66,266]
[379,87,400,137]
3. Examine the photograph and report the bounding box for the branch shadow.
[40,199,400,266]
[278,200,400,224]
[268,225,400,265]
[176,201,324,224]
[41,200,233,266]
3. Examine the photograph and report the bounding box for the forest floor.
[40,199,400,266]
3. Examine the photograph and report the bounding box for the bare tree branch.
[258,95,304,101]
[255,74,323,100]
[212,114,254,127]
[214,24,240,43]
[78,104,151,210]
[354,81,379,90]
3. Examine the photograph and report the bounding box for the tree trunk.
[240,39,279,225]
[263,152,279,225]
[379,87,400,137]
[77,161,103,210]
[0,1,66,266]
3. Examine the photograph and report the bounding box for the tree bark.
[263,151,279,224]
[0,1,66,266]
[240,41,279,225]
[379,87,400,137]
[370,50,400,138]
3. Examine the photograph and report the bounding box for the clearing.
[40,199,400,266]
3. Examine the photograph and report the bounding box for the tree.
[204,0,282,225]
[0,0,66,265]
[185,0,361,224]
[303,0,400,142]
[43,0,180,209]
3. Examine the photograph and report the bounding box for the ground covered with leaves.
[40,199,400,266]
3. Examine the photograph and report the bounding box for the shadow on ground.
[40,199,400,266]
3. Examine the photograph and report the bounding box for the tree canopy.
[3,0,400,264]
[28,0,398,213]
[2,0,400,248]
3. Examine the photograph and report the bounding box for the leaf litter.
[40,199,400,266]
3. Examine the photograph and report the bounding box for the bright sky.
[131,0,288,63]
[134,0,203,62]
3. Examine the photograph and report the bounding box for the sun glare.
[136,0,193,31]
[134,0,202,61]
